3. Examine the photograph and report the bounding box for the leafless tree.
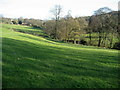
[94,7,112,47]
[50,5,62,39]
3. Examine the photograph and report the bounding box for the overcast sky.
[0,0,119,20]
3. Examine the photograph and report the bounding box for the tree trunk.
[98,33,102,47]
[89,32,92,45]
[103,33,107,47]
[109,34,113,48]
[74,39,76,44]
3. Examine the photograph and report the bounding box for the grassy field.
[2,24,120,88]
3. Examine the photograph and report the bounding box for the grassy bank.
[2,24,119,88]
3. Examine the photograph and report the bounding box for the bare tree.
[94,7,112,47]
[50,5,62,39]
[64,10,72,42]
[44,20,55,38]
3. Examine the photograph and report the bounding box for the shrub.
[18,21,22,24]
[80,40,87,45]
[12,21,17,24]
[113,42,120,50]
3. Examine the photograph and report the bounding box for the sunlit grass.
[2,24,119,88]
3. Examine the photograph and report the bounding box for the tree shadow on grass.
[2,37,119,88]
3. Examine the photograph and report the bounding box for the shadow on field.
[2,37,119,88]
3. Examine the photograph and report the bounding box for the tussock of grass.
[2,24,119,88]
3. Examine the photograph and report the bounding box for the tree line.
[1,17,44,28]
[44,6,119,49]
[1,6,119,49]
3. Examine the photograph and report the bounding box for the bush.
[113,42,120,50]
[12,21,17,24]
[18,21,22,24]
[80,40,87,45]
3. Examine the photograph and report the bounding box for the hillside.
[2,24,119,88]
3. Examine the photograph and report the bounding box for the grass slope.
[2,24,119,88]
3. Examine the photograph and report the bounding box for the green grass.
[2,24,120,88]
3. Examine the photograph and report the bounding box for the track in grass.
[2,24,119,88]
